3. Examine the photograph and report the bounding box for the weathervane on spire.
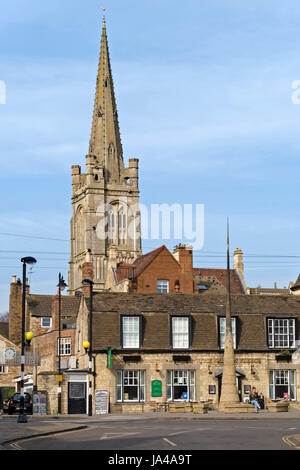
[101,6,106,25]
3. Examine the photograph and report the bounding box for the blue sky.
[1,0,300,312]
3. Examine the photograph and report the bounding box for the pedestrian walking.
[250,387,261,413]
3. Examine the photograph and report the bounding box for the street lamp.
[18,256,37,424]
[82,278,94,416]
[57,273,67,415]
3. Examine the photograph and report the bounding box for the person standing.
[250,387,261,413]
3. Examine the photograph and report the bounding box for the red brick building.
[113,244,246,295]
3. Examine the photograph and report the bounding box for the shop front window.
[116,370,145,402]
[166,370,195,402]
[269,369,296,401]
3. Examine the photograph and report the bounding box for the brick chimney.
[51,289,60,331]
[9,275,22,345]
[81,249,93,297]
[172,244,194,293]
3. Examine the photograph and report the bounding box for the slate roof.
[116,246,165,282]
[88,292,300,352]
[27,294,81,318]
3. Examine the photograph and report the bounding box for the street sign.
[57,375,63,382]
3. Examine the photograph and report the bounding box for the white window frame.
[171,316,190,349]
[219,317,236,349]
[166,370,196,402]
[0,365,8,374]
[267,318,296,349]
[116,369,145,402]
[122,316,140,349]
[157,279,169,293]
[269,369,296,401]
[41,317,52,329]
[57,337,71,356]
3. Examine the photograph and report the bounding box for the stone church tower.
[69,18,142,294]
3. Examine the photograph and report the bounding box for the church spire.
[88,17,123,181]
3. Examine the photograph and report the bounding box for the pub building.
[70,292,300,414]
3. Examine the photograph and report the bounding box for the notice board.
[151,380,162,397]
[95,390,109,415]
[33,391,47,415]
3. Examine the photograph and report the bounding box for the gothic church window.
[118,206,127,243]
[75,206,85,253]
[107,206,116,240]
[108,142,115,160]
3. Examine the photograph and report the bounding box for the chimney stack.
[233,248,246,288]
[9,276,22,345]
[173,244,194,293]
[81,249,94,297]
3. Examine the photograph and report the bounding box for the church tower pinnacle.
[69,18,142,294]
[88,17,123,181]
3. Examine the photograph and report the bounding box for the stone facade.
[77,350,300,413]
[68,19,142,295]
[70,292,300,414]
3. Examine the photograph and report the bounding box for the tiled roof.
[89,292,300,351]
[116,246,166,282]
[27,294,81,318]
[193,268,245,294]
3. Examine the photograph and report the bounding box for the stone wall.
[90,351,300,413]
[37,372,68,414]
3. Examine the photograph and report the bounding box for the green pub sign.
[151,380,162,397]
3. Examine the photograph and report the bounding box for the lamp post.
[18,256,37,424]
[57,273,67,415]
[82,278,94,416]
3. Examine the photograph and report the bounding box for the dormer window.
[171,316,192,349]
[219,317,237,349]
[267,318,296,349]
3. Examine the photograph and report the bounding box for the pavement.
[1,409,300,450]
